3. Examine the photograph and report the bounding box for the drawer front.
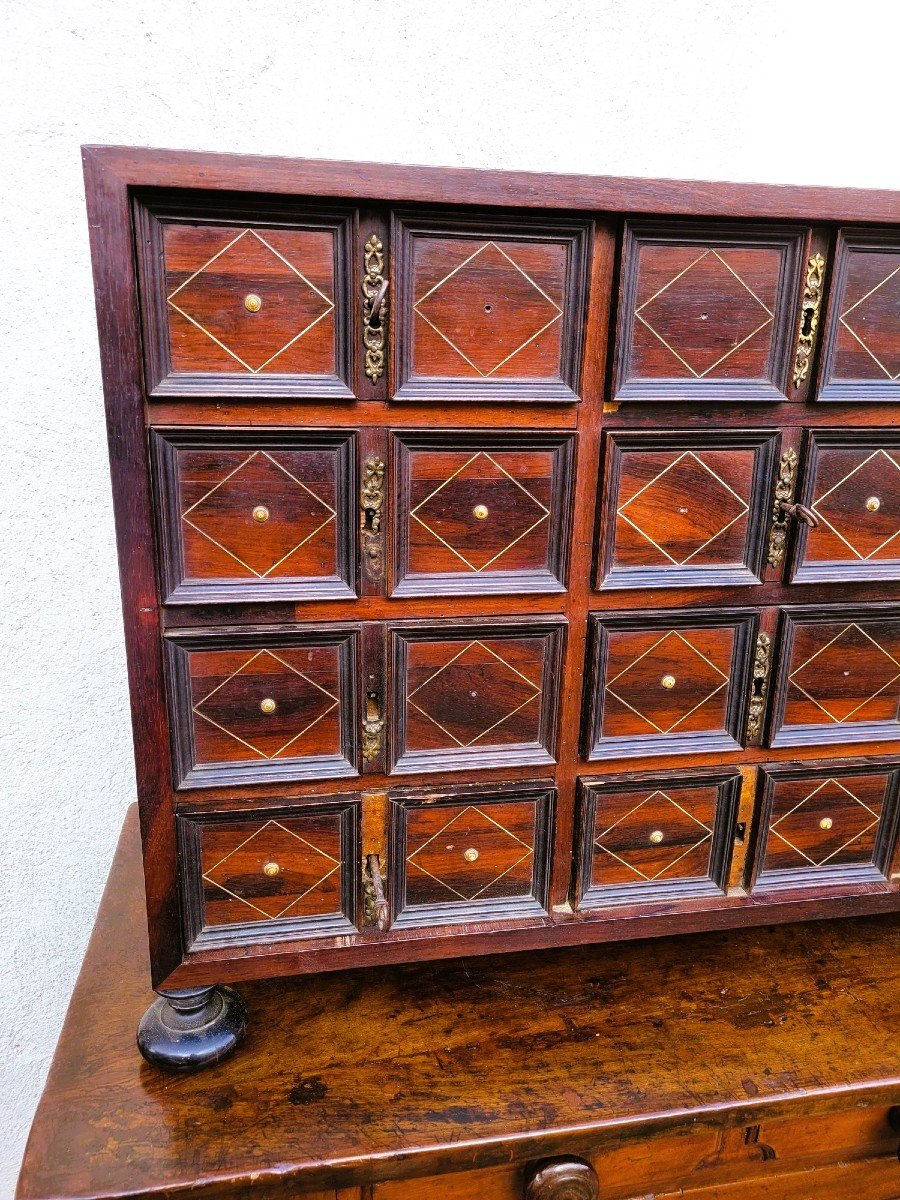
[818,228,900,402]
[390,619,565,775]
[178,801,358,949]
[751,760,900,892]
[391,431,575,596]
[791,430,900,583]
[136,197,354,397]
[152,429,356,602]
[165,627,358,788]
[584,610,757,761]
[391,211,591,401]
[389,783,553,928]
[613,221,808,402]
[769,606,900,748]
[596,430,779,589]
[576,769,740,909]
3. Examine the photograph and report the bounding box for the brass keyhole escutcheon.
[244,293,262,313]
[649,830,665,844]
[260,698,277,714]
[473,504,489,520]
[819,817,834,830]
[866,496,881,512]
[463,848,479,862]
[252,505,270,523]
[661,674,676,689]
[262,861,281,877]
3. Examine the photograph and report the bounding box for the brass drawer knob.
[819,817,834,830]
[473,504,489,520]
[252,505,270,523]
[649,830,665,845]
[866,496,881,512]
[463,847,480,863]
[524,1157,599,1200]
[244,293,262,313]
[262,861,280,877]
[661,674,676,689]
[259,698,277,714]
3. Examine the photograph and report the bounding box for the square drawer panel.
[751,760,900,892]
[165,626,358,789]
[790,430,900,583]
[178,800,359,949]
[391,430,575,597]
[575,768,740,909]
[151,428,356,603]
[613,221,808,401]
[584,609,758,761]
[135,196,354,398]
[595,429,779,589]
[817,228,900,401]
[389,618,565,775]
[768,606,900,749]
[388,782,553,928]
[391,211,591,401]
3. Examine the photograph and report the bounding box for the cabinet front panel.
[818,229,900,401]
[390,620,564,774]
[770,608,900,749]
[166,628,358,788]
[389,783,553,928]
[585,610,756,760]
[791,431,900,583]
[135,199,354,397]
[752,761,900,892]
[576,769,740,908]
[152,429,355,603]
[596,430,778,589]
[392,430,574,596]
[392,213,590,401]
[179,801,358,948]
[613,222,806,401]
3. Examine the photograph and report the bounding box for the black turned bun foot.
[137,985,246,1073]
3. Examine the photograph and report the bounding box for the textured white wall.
[1,0,896,1194]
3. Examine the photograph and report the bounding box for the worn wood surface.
[17,806,900,1200]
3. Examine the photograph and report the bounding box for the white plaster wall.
[0,0,896,1193]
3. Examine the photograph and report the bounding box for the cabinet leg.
[137,985,246,1073]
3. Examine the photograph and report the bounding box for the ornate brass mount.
[767,448,818,568]
[360,454,386,581]
[791,251,826,389]
[362,853,389,931]
[745,631,772,742]
[362,234,388,383]
[361,691,384,763]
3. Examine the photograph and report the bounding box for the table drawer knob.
[473,504,489,520]
[244,293,262,313]
[524,1156,599,1200]
[866,495,881,512]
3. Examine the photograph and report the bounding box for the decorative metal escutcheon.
[362,234,388,383]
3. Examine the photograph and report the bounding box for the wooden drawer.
[388,782,553,929]
[165,625,358,788]
[583,609,757,761]
[151,428,356,603]
[178,800,358,949]
[750,759,900,893]
[391,210,591,401]
[817,227,900,401]
[595,429,779,589]
[390,430,575,597]
[135,195,354,397]
[389,618,565,775]
[575,768,740,909]
[768,605,900,749]
[790,429,900,584]
[612,221,808,402]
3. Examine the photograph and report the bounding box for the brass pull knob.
[262,861,280,877]
[649,830,665,845]
[252,505,270,523]
[244,293,262,313]
[524,1157,599,1200]
[819,817,834,831]
[473,504,489,520]
[866,496,881,512]
[463,848,480,862]
[260,698,277,714]
[661,674,676,689]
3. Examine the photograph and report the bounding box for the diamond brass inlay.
[606,631,729,735]
[769,779,881,868]
[167,228,335,373]
[617,451,749,565]
[203,819,339,920]
[595,790,713,882]
[414,241,563,376]
[812,450,900,561]
[408,805,533,901]
[193,649,339,759]
[788,624,900,724]
[636,248,774,377]
[839,264,900,380]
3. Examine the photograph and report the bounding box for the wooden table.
[17,806,900,1200]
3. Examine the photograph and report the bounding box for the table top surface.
[17,806,900,1200]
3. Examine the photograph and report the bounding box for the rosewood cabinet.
[82,146,900,1069]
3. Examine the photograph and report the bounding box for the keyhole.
[700,311,709,321]
[484,304,493,313]
[801,306,814,337]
